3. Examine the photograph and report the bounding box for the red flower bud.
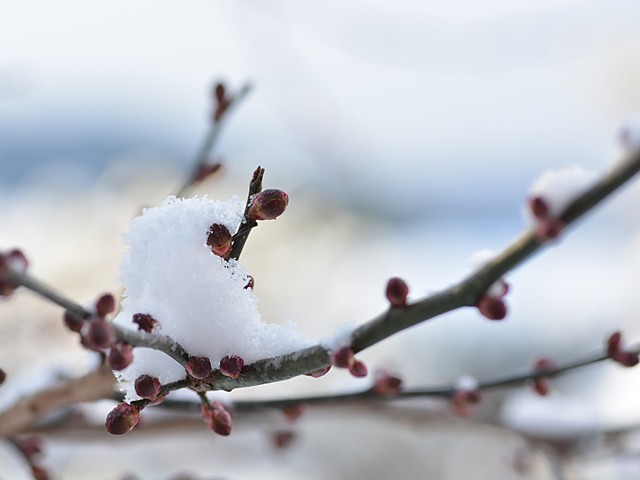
[305,365,331,378]
[0,367,5,386]
[105,403,141,435]
[529,196,549,220]
[95,293,116,317]
[607,331,622,356]
[18,436,42,459]
[132,313,158,333]
[373,370,403,397]
[385,277,409,307]
[349,359,368,378]
[108,343,134,371]
[186,356,212,379]
[451,389,482,417]
[533,357,556,373]
[477,296,507,320]
[247,189,289,221]
[219,355,244,379]
[0,249,28,296]
[206,224,233,259]
[209,405,232,436]
[282,405,305,422]
[134,375,162,400]
[214,82,226,104]
[331,347,354,369]
[612,351,639,367]
[85,317,116,350]
[63,310,84,332]
[533,378,550,396]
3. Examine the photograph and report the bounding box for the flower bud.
[533,378,550,396]
[612,351,639,367]
[134,375,162,400]
[132,313,158,333]
[528,196,549,220]
[0,368,5,386]
[207,224,233,259]
[247,189,289,221]
[219,355,244,379]
[607,331,622,356]
[385,277,409,307]
[209,405,232,436]
[477,296,507,320]
[105,403,141,435]
[349,359,368,378]
[85,317,116,350]
[214,82,226,104]
[31,465,49,480]
[331,347,354,369]
[373,370,403,397]
[63,310,84,332]
[108,343,134,371]
[0,249,28,296]
[282,405,305,422]
[95,293,116,317]
[186,356,212,379]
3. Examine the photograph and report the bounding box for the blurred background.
[2,1,640,478]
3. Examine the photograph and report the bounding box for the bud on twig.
[331,347,354,369]
[204,402,232,436]
[219,355,244,379]
[477,296,507,320]
[63,310,84,332]
[373,370,403,397]
[386,277,409,307]
[0,368,5,386]
[247,189,289,221]
[108,343,134,371]
[349,359,368,378]
[95,293,116,317]
[186,356,212,379]
[132,313,158,333]
[207,224,233,259]
[607,331,640,367]
[0,249,28,296]
[84,317,116,350]
[134,375,162,401]
[193,162,222,184]
[282,405,305,422]
[105,402,141,435]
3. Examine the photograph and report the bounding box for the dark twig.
[229,166,264,261]
[175,83,252,198]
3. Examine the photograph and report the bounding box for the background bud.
[247,189,289,221]
[108,343,134,371]
[0,368,5,385]
[349,359,368,378]
[209,405,232,436]
[385,277,409,307]
[331,347,354,368]
[477,296,507,320]
[85,317,116,350]
[105,403,141,435]
[95,293,116,317]
[63,310,84,332]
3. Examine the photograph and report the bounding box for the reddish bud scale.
[207,224,233,259]
[533,357,556,374]
[247,189,289,221]
[95,293,116,317]
[607,332,622,356]
[214,83,226,104]
[477,296,507,320]
[105,403,141,435]
[331,347,354,369]
[85,317,116,350]
[386,277,409,307]
[0,367,5,385]
[373,371,403,397]
[349,360,368,378]
[219,355,244,379]
[134,375,162,400]
[63,310,84,332]
[186,356,212,379]
[305,365,331,378]
[108,343,134,371]
[132,313,158,333]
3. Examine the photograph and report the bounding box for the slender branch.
[7,269,190,367]
[175,83,252,198]
[229,166,263,261]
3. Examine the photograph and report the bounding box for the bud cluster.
[0,249,28,297]
[330,347,368,378]
[528,196,565,240]
[607,331,639,367]
[186,356,213,379]
[213,82,231,123]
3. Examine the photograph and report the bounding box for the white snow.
[455,375,478,391]
[526,165,599,220]
[113,196,314,401]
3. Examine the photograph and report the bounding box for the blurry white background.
[2,1,640,478]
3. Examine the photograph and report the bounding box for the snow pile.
[526,165,598,220]
[113,196,313,401]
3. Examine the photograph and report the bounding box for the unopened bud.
[85,317,116,350]
[331,347,354,369]
[214,82,226,104]
[132,313,158,333]
[134,375,162,400]
[105,403,141,435]
[477,296,507,320]
[349,359,368,378]
[533,378,550,396]
[0,368,5,386]
[529,196,549,220]
[186,356,212,379]
[282,405,305,422]
[247,189,289,221]
[612,351,639,367]
[0,249,28,296]
[386,277,409,307]
[193,163,222,184]
[273,430,296,449]
[373,370,403,397]
[607,331,622,356]
[209,405,232,436]
[63,310,84,333]
[95,293,116,317]
[207,224,233,259]
[108,343,134,371]
[219,355,244,379]
[536,219,564,240]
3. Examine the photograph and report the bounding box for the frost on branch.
[112,196,313,401]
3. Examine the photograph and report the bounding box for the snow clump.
[113,196,314,401]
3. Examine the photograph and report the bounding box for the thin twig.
[175,83,252,198]
[229,166,263,261]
